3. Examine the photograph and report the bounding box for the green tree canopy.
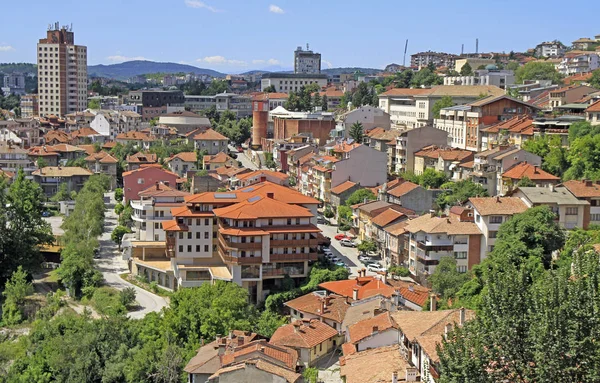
[419,168,448,189]
[436,180,488,209]
[1,266,33,325]
[428,256,470,308]
[515,61,563,84]
[589,68,600,89]
[345,188,376,206]
[432,96,454,118]
[460,63,473,76]
[411,67,443,87]
[349,121,364,143]
[111,225,132,250]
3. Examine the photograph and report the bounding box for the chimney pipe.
[430,294,437,311]
[444,323,453,339]
[392,372,398,383]
[352,288,359,301]
[459,307,466,326]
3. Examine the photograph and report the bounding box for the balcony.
[270,238,319,247]
[270,252,318,262]
[219,249,262,265]
[219,233,262,250]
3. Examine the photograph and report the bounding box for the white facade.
[443,71,515,89]
[556,54,600,75]
[131,199,180,242]
[335,106,391,139]
[407,231,473,277]
[294,46,321,74]
[261,74,328,94]
[535,41,566,57]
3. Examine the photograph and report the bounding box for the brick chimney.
[352,287,359,301]
[430,293,437,311]
[267,192,274,198]
[293,321,302,333]
[372,325,379,333]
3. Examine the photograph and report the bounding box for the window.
[187,245,192,252]
[154,223,159,229]
[204,245,209,252]
[178,245,183,252]
[196,232,201,239]
[454,251,467,259]
[187,232,192,239]
[566,207,578,215]
[137,178,144,184]
[457,265,468,273]
[489,231,498,238]
[287,218,292,225]
[179,232,183,239]
[489,215,503,224]
[196,219,201,225]
[591,213,600,221]
[205,218,210,226]
[204,232,209,239]
[475,214,480,223]
[196,245,200,252]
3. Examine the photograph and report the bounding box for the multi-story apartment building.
[215,93,252,118]
[158,182,320,301]
[333,106,391,139]
[557,53,600,75]
[479,116,536,150]
[187,128,229,155]
[89,110,142,140]
[413,146,474,178]
[2,72,26,95]
[0,142,33,174]
[443,69,515,89]
[434,95,539,152]
[563,180,600,226]
[261,73,328,94]
[534,41,567,57]
[410,51,457,69]
[37,23,87,117]
[20,94,39,118]
[294,45,321,74]
[404,209,482,279]
[468,197,528,256]
[32,166,93,197]
[548,84,599,110]
[379,85,505,129]
[127,90,185,121]
[391,126,448,174]
[184,95,216,111]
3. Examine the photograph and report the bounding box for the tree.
[460,63,473,76]
[436,180,488,209]
[357,239,377,253]
[411,67,443,87]
[419,168,448,189]
[345,188,376,206]
[432,96,454,118]
[590,69,600,89]
[517,176,536,187]
[568,120,599,144]
[114,187,124,202]
[522,135,567,177]
[428,257,469,307]
[255,310,287,338]
[323,207,334,219]
[263,85,277,93]
[506,61,520,71]
[388,265,410,277]
[311,92,322,110]
[112,225,132,250]
[36,157,48,169]
[321,95,329,111]
[349,121,364,143]
[119,287,137,308]
[119,205,134,228]
[515,61,563,84]
[337,205,352,221]
[1,266,33,325]
[88,99,101,109]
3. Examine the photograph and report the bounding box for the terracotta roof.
[383,221,409,237]
[0,169,15,178]
[330,181,357,195]
[468,94,538,109]
[70,127,100,138]
[213,195,313,219]
[184,331,259,374]
[28,146,59,157]
[122,164,179,178]
[85,151,118,164]
[311,165,332,173]
[270,319,338,349]
[387,279,430,307]
[391,309,475,363]
[370,208,405,228]
[210,359,300,383]
[564,72,593,86]
[193,128,228,141]
[167,151,197,163]
[562,179,600,198]
[379,88,432,97]
[586,100,600,112]
[502,162,560,181]
[235,170,289,181]
[468,197,529,216]
[204,151,233,164]
[340,345,412,383]
[348,312,398,344]
[126,152,158,163]
[403,213,482,236]
[387,181,420,197]
[253,92,289,101]
[481,116,534,134]
[32,166,93,177]
[43,130,70,144]
[414,146,474,162]
[77,145,96,155]
[369,129,401,142]
[103,141,117,149]
[341,342,357,356]
[162,220,188,231]
[50,144,86,153]
[320,276,396,300]
[138,182,190,198]
[116,131,153,141]
[365,127,386,138]
[285,292,350,324]
[371,178,404,195]
[219,339,298,370]
[331,141,361,153]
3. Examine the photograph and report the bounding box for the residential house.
[319,88,344,110]
[330,181,360,209]
[557,53,600,75]
[563,180,600,226]
[28,146,60,167]
[122,164,179,203]
[501,162,560,194]
[435,95,539,151]
[346,312,399,353]
[586,100,600,125]
[203,152,237,171]
[468,197,529,256]
[370,208,411,263]
[403,210,482,279]
[510,186,589,229]
[535,41,567,57]
[532,114,586,146]
[50,144,87,163]
[378,86,505,129]
[126,152,158,171]
[572,37,597,50]
[84,151,118,189]
[165,152,199,177]
[548,84,599,110]
[391,308,474,383]
[0,142,33,175]
[69,127,104,145]
[340,345,416,383]
[43,130,71,146]
[285,145,316,179]
[479,116,536,150]
[392,126,449,174]
[364,128,401,173]
[187,128,229,155]
[269,319,340,367]
[230,169,289,189]
[333,106,391,140]
[470,145,542,195]
[115,131,154,150]
[383,181,442,215]
[353,201,413,242]
[90,110,142,139]
[413,146,474,178]
[32,166,93,197]
[285,291,350,333]
[383,221,410,266]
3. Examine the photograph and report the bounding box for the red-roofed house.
[123,165,179,203]
[285,291,350,332]
[587,100,600,125]
[563,179,600,226]
[85,151,118,189]
[126,152,158,171]
[501,162,560,194]
[165,152,199,177]
[230,169,289,189]
[346,312,399,352]
[188,128,229,155]
[414,146,474,178]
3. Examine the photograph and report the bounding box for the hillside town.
[1,16,600,383]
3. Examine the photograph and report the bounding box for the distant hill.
[321,67,382,75]
[0,63,37,75]
[87,60,226,79]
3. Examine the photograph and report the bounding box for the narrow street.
[94,192,168,319]
[229,144,259,170]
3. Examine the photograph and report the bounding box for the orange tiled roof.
[284,293,350,324]
[348,312,398,344]
[320,276,396,300]
[270,319,338,349]
[127,152,158,163]
[340,345,411,383]
[204,151,233,164]
[330,181,357,195]
[213,195,313,219]
[138,182,190,198]
[235,170,289,181]
[586,100,600,112]
[404,213,482,236]
[563,179,600,198]
[331,141,361,153]
[116,131,153,141]
[168,151,197,163]
[193,128,228,141]
[77,145,96,155]
[387,181,420,198]
[387,279,430,307]
[28,146,59,157]
[32,166,93,177]
[0,169,15,179]
[370,208,405,228]
[468,197,529,216]
[502,162,560,181]
[414,146,473,162]
[564,72,593,86]
[70,127,100,138]
[85,151,118,164]
[220,339,298,370]
[122,164,179,178]
[43,130,70,144]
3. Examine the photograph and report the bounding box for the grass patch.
[46,270,60,283]
[120,273,173,298]
[88,286,127,316]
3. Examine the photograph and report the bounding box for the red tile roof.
[331,142,361,153]
[586,100,600,112]
[347,312,398,344]
[85,151,118,164]
[138,182,190,198]
[270,319,338,349]
[414,146,474,162]
[330,181,357,195]
[387,181,420,197]
[502,162,560,181]
[284,293,350,324]
[70,127,100,138]
[121,164,179,178]
[127,152,158,163]
[370,208,405,227]
[192,128,228,141]
[563,179,600,198]
[213,195,313,219]
[468,197,529,216]
[319,276,396,300]
[116,131,153,141]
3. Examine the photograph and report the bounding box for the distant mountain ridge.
[87,60,226,79]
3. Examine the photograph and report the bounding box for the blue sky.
[1,0,599,73]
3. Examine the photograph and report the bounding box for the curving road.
[94,192,168,319]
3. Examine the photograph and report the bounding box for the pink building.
[123,164,179,203]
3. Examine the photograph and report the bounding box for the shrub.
[90,287,126,316]
[149,281,159,293]
[114,188,123,202]
[119,287,137,308]
[114,202,124,215]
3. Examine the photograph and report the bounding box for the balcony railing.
[270,238,319,247]
[219,249,262,265]
[219,233,262,250]
[270,252,318,262]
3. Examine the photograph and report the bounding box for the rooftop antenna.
[476,38,479,54]
[403,39,409,67]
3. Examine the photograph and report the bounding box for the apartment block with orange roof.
[500,162,560,194]
[230,169,289,190]
[162,182,321,300]
[563,179,600,226]
[413,145,474,179]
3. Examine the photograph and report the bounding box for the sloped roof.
[116,131,153,141]
[122,164,179,178]
[330,181,358,195]
[348,312,398,344]
[468,197,529,216]
[340,345,412,383]
[370,208,405,228]
[168,151,197,163]
[204,151,234,164]
[27,146,58,156]
[50,144,86,153]
[341,297,386,331]
[85,151,118,164]
[209,359,301,383]
[513,186,589,205]
[192,128,228,141]
[270,319,338,349]
[126,152,158,163]
[414,146,474,162]
[138,182,190,198]
[563,179,600,198]
[70,127,100,138]
[502,162,560,181]
[213,195,313,219]
[235,169,289,181]
[319,277,396,300]
[403,213,481,235]
[586,99,600,112]
[285,292,350,324]
[32,166,93,177]
[387,181,420,198]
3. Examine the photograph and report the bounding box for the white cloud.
[197,56,247,66]
[0,45,15,52]
[184,0,222,12]
[322,60,333,69]
[252,58,281,66]
[107,55,148,63]
[269,4,285,14]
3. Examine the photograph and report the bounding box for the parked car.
[334,234,348,241]
[358,255,372,262]
[317,217,326,224]
[330,256,341,263]
[340,239,357,248]
[322,236,331,246]
[367,264,386,273]
[42,211,51,217]
[367,251,379,257]
[335,261,346,268]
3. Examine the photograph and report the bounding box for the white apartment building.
[261,73,328,94]
[378,85,505,129]
[89,110,142,139]
[410,51,456,69]
[535,41,567,58]
[333,106,391,139]
[556,53,600,75]
[214,93,252,118]
[443,70,515,89]
[37,23,87,117]
[294,45,321,74]
[468,197,528,256]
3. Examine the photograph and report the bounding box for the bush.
[114,188,123,202]
[114,202,124,215]
[90,287,126,316]
[323,207,334,219]
[389,266,410,277]
[149,281,159,293]
[119,287,137,308]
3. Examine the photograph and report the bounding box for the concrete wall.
[356,329,400,352]
[213,364,289,383]
[332,145,387,189]
[403,126,449,173]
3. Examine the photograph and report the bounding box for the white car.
[367,264,386,273]
[340,239,357,248]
